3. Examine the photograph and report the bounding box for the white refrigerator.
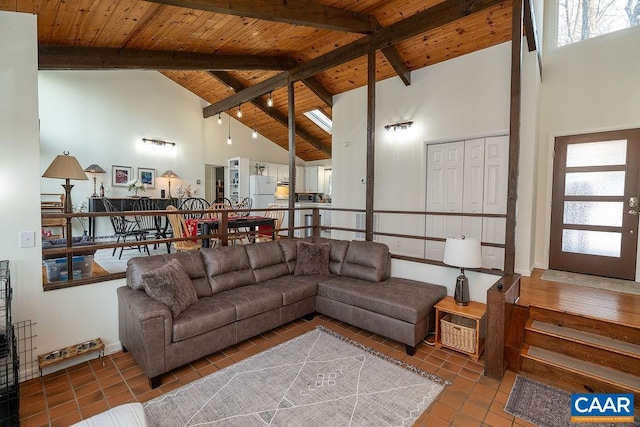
[249,175,276,210]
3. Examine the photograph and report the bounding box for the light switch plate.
[19,231,36,248]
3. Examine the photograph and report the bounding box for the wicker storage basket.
[440,313,476,353]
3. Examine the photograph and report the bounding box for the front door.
[549,129,640,280]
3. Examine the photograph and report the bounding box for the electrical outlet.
[19,231,35,248]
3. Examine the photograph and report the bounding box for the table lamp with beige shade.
[160,170,179,198]
[83,164,106,197]
[42,151,89,276]
[443,236,482,306]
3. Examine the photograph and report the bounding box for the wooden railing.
[41,205,508,289]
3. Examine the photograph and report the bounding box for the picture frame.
[111,165,132,187]
[138,167,156,189]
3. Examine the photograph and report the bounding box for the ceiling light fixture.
[252,113,258,139]
[142,138,176,147]
[267,92,273,108]
[384,121,413,132]
[236,105,242,118]
[227,113,232,145]
[217,113,222,125]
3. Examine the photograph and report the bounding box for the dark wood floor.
[19,269,639,426]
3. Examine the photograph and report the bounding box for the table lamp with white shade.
[443,236,482,306]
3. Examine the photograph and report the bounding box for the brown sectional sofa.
[118,237,447,388]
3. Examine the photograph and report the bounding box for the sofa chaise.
[118,237,447,388]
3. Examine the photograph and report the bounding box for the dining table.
[187,216,276,248]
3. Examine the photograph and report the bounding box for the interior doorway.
[549,129,640,280]
[205,164,225,203]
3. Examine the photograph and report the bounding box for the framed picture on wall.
[112,165,132,187]
[138,168,156,188]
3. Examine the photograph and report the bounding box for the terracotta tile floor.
[19,315,536,427]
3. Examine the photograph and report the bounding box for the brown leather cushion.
[339,240,390,282]
[213,285,282,320]
[141,259,198,318]
[244,241,289,283]
[294,241,330,275]
[317,277,446,324]
[172,297,236,342]
[260,275,318,305]
[201,245,256,294]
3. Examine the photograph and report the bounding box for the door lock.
[629,197,638,208]
[628,209,638,215]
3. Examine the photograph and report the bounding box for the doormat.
[505,375,640,427]
[541,270,640,296]
[144,326,446,426]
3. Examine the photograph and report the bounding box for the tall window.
[557,0,640,47]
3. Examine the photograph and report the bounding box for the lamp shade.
[160,170,179,179]
[443,237,481,269]
[83,164,106,174]
[42,152,88,180]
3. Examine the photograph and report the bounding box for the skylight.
[304,109,332,134]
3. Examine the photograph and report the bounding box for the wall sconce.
[142,138,176,147]
[384,121,413,132]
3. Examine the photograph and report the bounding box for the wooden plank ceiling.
[0,0,512,161]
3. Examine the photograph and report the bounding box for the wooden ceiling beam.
[208,71,331,156]
[144,0,376,33]
[203,0,503,116]
[301,77,333,108]
[38,45,296,71]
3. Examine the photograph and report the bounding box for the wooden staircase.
[518,306,640,407]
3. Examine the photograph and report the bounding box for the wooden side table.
[434,296,487,361]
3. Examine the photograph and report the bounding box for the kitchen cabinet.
[295,167,305,193]
[304,166,325,193]
[226,157,250,203]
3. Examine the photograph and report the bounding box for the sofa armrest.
[117,286,172,379]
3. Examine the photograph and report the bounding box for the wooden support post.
[288,79,296,237]
[485,274,522,380]
[312,207,321,238]
[504,0,523,274]
[365,47,376,242]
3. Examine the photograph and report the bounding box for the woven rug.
[540,270,640,296]
[143,326,446,426]
[505,375,640,427]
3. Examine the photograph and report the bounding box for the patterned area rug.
[540,270,640,296]
[143,326,446,426]
[505,375,640,427]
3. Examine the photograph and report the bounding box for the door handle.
[628,209,638,215]
[630,197,638,208]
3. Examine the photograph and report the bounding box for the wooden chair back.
[166,205,201,251]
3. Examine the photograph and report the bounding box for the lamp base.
[454,269,470,306]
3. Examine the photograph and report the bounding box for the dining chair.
[254,205,285,243]
[102,198,150,259]
[132,197,171,253]
[205,203,244,246]
[178,197,210,220]
[235,197,252,217]
[166,205,201,251]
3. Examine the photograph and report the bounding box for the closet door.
[426,142,464,212]
[463,138,485,213]
[483,136,509,214]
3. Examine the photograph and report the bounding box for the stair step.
[529,306,640,345]
[525,345,640,392]
[529,320,640,356]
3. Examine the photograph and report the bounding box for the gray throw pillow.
[141,258,198,318]
[294,241,330,275]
